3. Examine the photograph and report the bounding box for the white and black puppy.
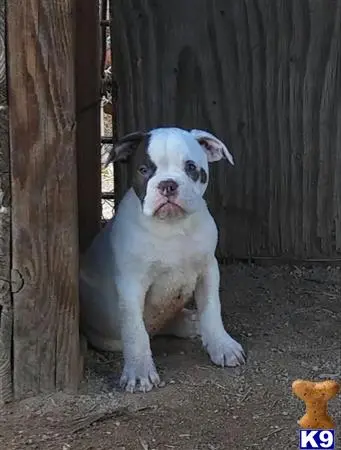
[80,127,245,393]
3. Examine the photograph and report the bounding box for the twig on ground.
[270,398,279,409]
[139,438,149,449]
[68,405,157,434]
[303,278,328,285]
[261,427,284,440]
[238,387,252,404]
[318,373,341,380]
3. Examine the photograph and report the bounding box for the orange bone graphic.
[292,379,340,429]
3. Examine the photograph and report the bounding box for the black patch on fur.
[185,160,207,184]
[131,135,157,203]
[106,131,146,165]
[200,168,207,184]
[184,160,200,182]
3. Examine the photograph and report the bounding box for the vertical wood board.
[7,0,81,398]
[0,0,12,405]
[111,0,341,260]
[76,0,101,253]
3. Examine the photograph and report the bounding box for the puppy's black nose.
[158,179,179,196]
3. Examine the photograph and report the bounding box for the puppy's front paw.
[205,333,246,367]
[120,356,161,393]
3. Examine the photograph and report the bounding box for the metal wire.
[99,0,115,222]
[99,1,113,145]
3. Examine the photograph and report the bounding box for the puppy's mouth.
[154,201,186,219]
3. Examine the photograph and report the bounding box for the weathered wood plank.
[0,0,12,405]
[111,0,341,260]
[76,0,101,253]
[7,0,81,398]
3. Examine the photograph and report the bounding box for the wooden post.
[76,0,101,253]
[0,0,12,405]
[7,0,81,399]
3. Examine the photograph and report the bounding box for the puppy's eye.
[138,165,149,175]
[185,160,197,172]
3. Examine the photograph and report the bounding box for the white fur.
[80,127,245,393]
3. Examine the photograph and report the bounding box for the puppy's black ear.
[105,131,147,167]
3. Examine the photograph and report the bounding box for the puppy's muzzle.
[158,179,179,197]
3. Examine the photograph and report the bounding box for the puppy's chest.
[140,228,212,333]
[147,241,205,300]
[148,265,198,302]
[143,260,202,335]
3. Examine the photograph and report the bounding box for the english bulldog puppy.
[80,127,245,393]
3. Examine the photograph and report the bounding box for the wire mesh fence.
[99,0,114,223]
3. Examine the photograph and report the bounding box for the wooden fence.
[0,0,11,404]
[111,0,341,261]
[0,0,340,404]
[0,0,101,403]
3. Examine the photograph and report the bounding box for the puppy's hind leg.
[159,308,200,339]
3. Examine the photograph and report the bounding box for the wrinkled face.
[107,127,234,221]
[132,129,209,219]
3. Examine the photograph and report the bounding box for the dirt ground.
[0,263,340,450]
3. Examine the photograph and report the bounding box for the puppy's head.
[106,127,234,220]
